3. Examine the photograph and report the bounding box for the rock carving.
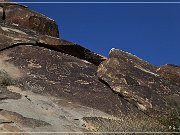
[0,0,179,134]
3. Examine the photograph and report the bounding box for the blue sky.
[15,0,180,66]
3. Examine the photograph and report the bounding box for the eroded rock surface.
[0,45,168,133]
[0,1,179,134]
[97,48,180,131]
[1,2,59,37]
[156,64,180,86]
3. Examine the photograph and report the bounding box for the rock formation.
[0,1,179,134]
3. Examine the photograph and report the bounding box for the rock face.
[97,49,180,131]
[0,1,179,134]
[156,64,180,87]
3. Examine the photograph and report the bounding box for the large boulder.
[1,2,59,37]
[97,48,180,131]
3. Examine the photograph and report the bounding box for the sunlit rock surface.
[0,1,179,134]
[97,49,180,131]
[156,64,180,87]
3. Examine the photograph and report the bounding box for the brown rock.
[109,48,157,72]
[3,4,59,37]
[0,1,178,134]
[97,48,180,130]
[0,45,167,132]
[156,64,180,86]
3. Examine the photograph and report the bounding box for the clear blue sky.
[15,0,180,66]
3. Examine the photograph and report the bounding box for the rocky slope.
[0,1,179,134]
